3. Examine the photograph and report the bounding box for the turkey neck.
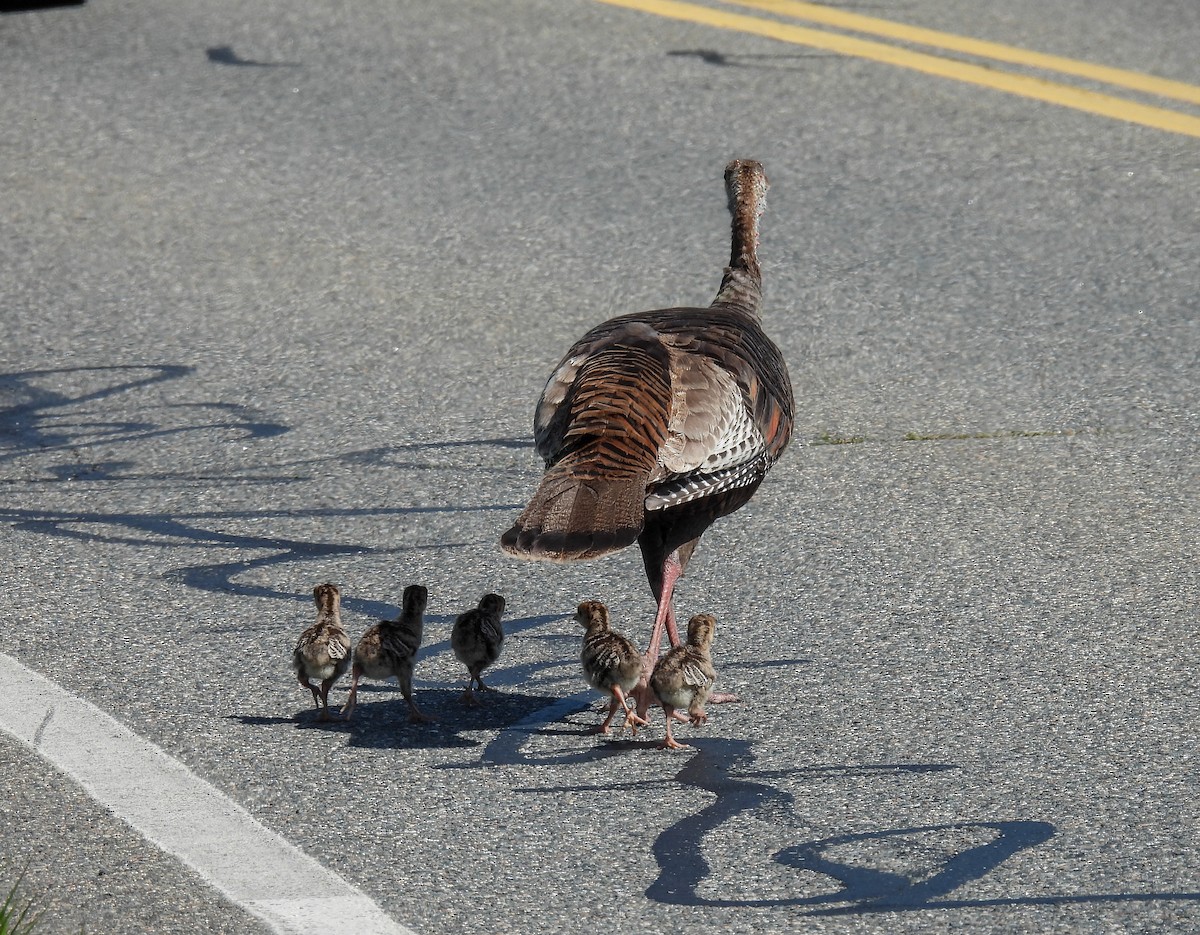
[711,159,766,315]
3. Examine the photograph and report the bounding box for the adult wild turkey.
[500,159,794,703]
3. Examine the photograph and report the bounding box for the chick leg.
[340,665,362,718]
[398,671,434,723]
[317,677,337,721]
[659,703,689,750]
[591,697,620,734]
[611,686,648,734]
[298,673,321,710]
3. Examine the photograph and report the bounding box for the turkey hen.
[500,160,793,709]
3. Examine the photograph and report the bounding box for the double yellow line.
[594,0,1200,138]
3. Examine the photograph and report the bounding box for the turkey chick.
[292,582,352,721]
[650,613,717,749]
[451,593,506,705]
[577,600,649,735]
[342,583,431,722]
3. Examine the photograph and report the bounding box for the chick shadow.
[425,689,676,771]
[230,685,562,744]
[342,687,565,751]
[429,647,819,770]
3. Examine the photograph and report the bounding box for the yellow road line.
[593,0,1200,138]
[731,0,1200,106]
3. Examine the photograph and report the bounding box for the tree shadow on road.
[0,0,84,13]
[668,48,833,70]
[1,363,530,617]
[0,364,287,466]
[0,502,502,618]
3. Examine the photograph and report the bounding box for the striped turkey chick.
[501,160,793,718]
[451,593,506,705]
[292,582,352,721]
[576,600,649,735]
[650,613,717,750]
[342,583,431,722]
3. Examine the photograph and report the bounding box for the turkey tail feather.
[499,461,647,561]
[501,338,673,562]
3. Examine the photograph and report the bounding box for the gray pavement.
[1,731,274,935]
[1,1,1198,933]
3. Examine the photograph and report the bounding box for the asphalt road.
[2,1,1198,933]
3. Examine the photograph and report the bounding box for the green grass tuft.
[809,426,1091,447]
[901,428,1075,442]
[0,870,45,935]
[813,429,867,446]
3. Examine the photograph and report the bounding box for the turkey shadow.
[509,737,955,816]
[639,738,1200,914]
[787,823,1200,914]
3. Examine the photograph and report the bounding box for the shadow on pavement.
[0,0,84,12]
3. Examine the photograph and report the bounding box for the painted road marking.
[594,0,1200,138]
[730,0,1200,105]
[0,653,414,935]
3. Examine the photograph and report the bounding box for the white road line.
[0,653,415,935]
